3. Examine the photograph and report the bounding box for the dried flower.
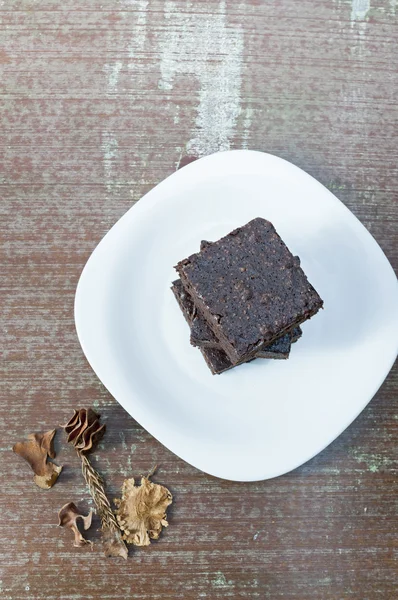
[63,408,105,454]
[58,502,93,548]
[114,475,172,546]
[63,408,128,559]
[13,429,62,489]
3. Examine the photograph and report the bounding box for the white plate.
[75,150,398,481]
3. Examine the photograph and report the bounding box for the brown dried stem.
[79,453,128,559]
[80,454,116,529]
[63,408,128,559]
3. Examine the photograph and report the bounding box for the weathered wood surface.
[1,1,397,598]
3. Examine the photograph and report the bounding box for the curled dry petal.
[58,502,93,548]
[62,408,105,454]
[114,476,172,546]
[13,429,62,489]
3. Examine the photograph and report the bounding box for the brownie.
[198,346,254,375]
[171,281,256,374]
[189,290,299,354]
[176,218,323,364]
[195,240,302,351]
[198,334,303,375]
[171,278,215,346]
[171,279,296,373]
[256,326,302,358]
[171,280,236,373]
[200,240,211,250]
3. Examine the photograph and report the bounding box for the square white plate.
[75,150,398,481]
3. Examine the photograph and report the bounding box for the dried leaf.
[13,429,62,489]
[34,465,62,490]
[58,502,93,548]
[40,429,57,459]
[114,476,172,546]
[62,408,105,454]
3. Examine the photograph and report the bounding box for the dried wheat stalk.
[63,408,128,559]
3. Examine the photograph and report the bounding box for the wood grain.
[1,1,397,598]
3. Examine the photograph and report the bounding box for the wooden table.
[1,1,397,598]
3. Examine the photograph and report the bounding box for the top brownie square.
[175,217,323,364]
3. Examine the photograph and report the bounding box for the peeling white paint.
[389,0,397,13]
[127,0,149,59]
[104,61,123,94]
[351,0,370,21]
[158,0,244,156]
[103,54,120,192]
[350,448,393,472]
[102,132,118,193]
[102,1,149,192]
[212,571,232,588]
[242,106,253,149]
[173,104,180,125]
[119,431,127,450]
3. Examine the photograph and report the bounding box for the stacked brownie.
[172,218,323,374]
